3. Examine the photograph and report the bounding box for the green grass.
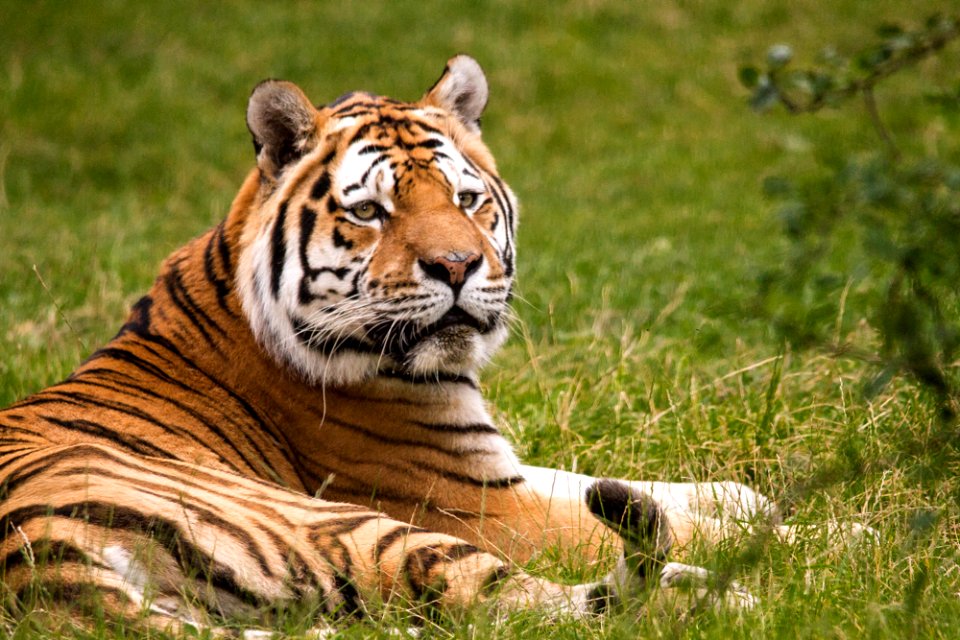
[2,0,960,637]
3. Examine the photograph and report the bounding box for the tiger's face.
[237,56,518,385]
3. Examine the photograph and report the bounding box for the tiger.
[1,55,805,635]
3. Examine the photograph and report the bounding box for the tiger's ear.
[423,55,488,134]
[247,80,320,178]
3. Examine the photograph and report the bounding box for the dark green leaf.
[738,65,760,88]
[762,175,793,197]
[856,45,892,70]
[875,22,904,38]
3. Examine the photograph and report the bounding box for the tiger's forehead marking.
[325,100,483,209]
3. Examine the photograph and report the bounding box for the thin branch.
[770,17,960,116]
[862,86,900,160]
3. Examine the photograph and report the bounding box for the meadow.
[1,1,959,637]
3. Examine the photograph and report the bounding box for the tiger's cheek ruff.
[237,159,385,387]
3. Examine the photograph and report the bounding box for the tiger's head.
[236,56,517,386]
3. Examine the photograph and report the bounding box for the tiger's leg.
[521,465,874,549]
[1,444,669,633]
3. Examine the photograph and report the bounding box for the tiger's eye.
[458,192,478,209]
[350,201,380,220]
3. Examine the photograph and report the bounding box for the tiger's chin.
[401,325,494,378]
[384,320,506,380]
[266,322,509,389]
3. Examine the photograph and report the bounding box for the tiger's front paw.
[659,561,758,610]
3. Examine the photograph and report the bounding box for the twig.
[862,86,900,160]
[31,264,87,353]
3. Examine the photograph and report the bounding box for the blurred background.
[1,1,959,636]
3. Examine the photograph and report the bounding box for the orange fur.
[0,56,676,632]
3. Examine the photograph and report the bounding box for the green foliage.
[741,16,960,622]
[743,15,960,418]
[741,15,959,121]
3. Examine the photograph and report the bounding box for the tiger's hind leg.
[521,465,873,551]
[1,444,670,634]
[633,480,877,549]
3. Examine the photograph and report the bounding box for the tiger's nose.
[419,252,483,288]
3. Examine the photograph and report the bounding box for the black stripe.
[0,539,99,574]
[81,345,176,387]
[113,294,154,340]
[1,445,113,498]
[310,172,331,200]
[475,475,525,489]
[441,543,483,561]
[378,369,478,389]
[298,205,320,304]
[0,437,38,446]
[328,91,360,109]
[347,122,380,145]
[332,227,353,250]
[0,418,45,438]
[289,316,375,354]
[203,223,236,317]
[317,479,438,510]
[324,415,501,459]
[270,201,289,298]
[0,446,35,462]
[481,564,513,596]
[311,265,350,280]
[358,154,389,188]
[216,220,234,276]
[38,415,176,460]
[407,119,442,136]
[404,546,439,600]
[487,178,515,277]
[168,257,227,339]
[325,442,524,490]
[403,543,482,602]
[332,573,363,618]
[359,144,389,155]
[308,514,381,540]
[163,260,226,348]
[411,421,500,435]
[373,525,420,561]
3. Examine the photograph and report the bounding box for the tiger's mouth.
[368,306,489,357]
[421,306,484,335]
